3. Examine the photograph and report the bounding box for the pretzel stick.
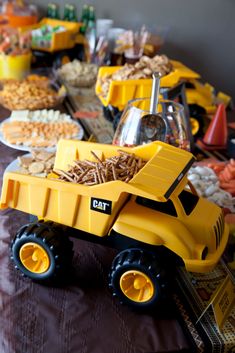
[56,150,147,185]
[96,165,103,184]
[54,169,75,182]
[73,161,85,172]
[90,150,103,164]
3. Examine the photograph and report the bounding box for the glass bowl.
[0,78,66,111]
[112,98,191,150]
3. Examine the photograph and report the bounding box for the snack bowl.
[0,78,66,111]
[56,60,98,89]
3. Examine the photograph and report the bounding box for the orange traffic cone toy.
[197,103,228,150]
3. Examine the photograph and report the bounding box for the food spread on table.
[0,14,233,353]
[0,109,82,148]
[0,20,233,224]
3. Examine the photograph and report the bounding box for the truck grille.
[213,213,224,248]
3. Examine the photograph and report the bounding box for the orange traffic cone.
[197,103,228,150]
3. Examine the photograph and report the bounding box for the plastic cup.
[107,27,125,52]
[0,52,32,80]
[96,19,114,38]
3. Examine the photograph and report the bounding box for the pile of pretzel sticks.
[54,150,147,185]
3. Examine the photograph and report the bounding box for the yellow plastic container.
[95,60,200,111]
[0,52,32,80]
[20,18,82,52]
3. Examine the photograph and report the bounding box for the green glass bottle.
[80,4,89,34]
[63,4,70,21]
[68,4,77,22]
[88,5,96,26]
[50,3,60,19]
[47,3,53,18]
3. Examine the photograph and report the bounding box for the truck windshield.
[136,196,177,217]
[178,190,199,215]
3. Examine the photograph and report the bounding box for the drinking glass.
[112,98,191,150]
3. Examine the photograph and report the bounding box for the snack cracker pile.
[98,54,173,99]
[57,60,98,88]
[0,79,61,110]
[17,150,55,177]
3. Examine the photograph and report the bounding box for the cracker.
[28,162,45,174]
[17,156,34,168]
[35,150,55,161]
[16,151,56,177]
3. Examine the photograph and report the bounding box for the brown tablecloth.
[0,108,190,353]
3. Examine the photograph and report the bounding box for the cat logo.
[90,198,112,215]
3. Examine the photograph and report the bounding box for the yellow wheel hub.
[120,270,154,303]
[19,242,50,274]
[190,117,200,135]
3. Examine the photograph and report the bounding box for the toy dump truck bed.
[0,140,195,236]
[95,60,200,110]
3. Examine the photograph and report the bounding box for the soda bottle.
[63,4,70,21]
[88,5,96,27]
[47,3,53,18]
[80,4,89,34]
[68,4,77,22]
[50,3,60,19]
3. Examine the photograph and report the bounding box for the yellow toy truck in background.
[0,140,229,309]
[96,60,231,114]
[96,60,232,137]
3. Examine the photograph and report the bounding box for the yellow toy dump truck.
[96,60,232,137]
[95,60,230,115]
[96,60,201,112]
[0,140,229,309]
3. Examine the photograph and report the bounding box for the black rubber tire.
[109,249,167,309]
[11,221,73,283]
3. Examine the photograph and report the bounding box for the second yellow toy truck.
[0,140,229,309]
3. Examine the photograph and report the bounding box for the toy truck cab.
[116,180,226,274]
[0,140,229,309]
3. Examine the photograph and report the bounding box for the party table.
[0,104,191,353]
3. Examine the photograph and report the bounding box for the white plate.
[4,153,55,178]
[0,117,84,152]
[4,153,30,173]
